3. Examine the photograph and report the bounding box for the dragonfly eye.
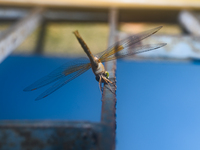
[105,71,109,79]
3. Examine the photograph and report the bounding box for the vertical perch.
[100,8,118,150]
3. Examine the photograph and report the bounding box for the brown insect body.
[92,57,105,76]
[73,31,114,93]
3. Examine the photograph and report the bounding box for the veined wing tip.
[23,87,37,92]
[157,43,167,48]
[31,88,37,91]
[149,26,163,35]
[161,43,167,46]
[35,95,48,101]
[155,26,163,31]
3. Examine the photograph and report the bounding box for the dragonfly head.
[95,71,109,82]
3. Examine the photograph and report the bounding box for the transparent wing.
[35,64,91,100]
[99,26,163,61]
[24,58,90,91]
[94,50,106,59]
[100,43,167,62]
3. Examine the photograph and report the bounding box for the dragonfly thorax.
[92,61,105,76]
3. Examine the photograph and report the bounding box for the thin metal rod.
[100,8,118,150]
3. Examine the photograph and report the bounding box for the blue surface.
[1,55,200,150]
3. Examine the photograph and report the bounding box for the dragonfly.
[24,26,167,100]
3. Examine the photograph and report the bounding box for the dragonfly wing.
[35,64,91,100]
[99,26,163,61]
[102,43,167,62]
[23,58,90,91]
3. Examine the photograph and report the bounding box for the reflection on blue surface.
[1,55,200,150]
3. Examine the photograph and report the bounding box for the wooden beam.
[0,0,200,10]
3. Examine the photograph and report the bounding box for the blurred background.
[0,0,200,150]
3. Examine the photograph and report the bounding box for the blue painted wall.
[0,55,200,150]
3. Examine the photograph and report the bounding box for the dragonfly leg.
[99,75,103,94]
[106,77,116,87]
[102,76,115,94]
[111,80,117,88]
[107,78,117,88]
[103,76,116,89]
